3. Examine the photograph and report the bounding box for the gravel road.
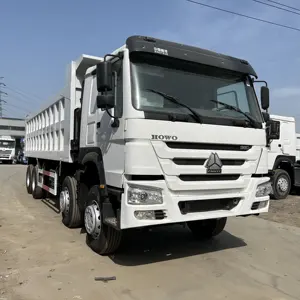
[1,165,300,300]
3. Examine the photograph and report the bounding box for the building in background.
[0,117,25,137]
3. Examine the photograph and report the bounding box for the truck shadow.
[41,196,60,213]
[110,225,246,266]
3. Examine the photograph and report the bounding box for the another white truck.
[0,135,16,164]
[25,35,273,255]
[267,114,300,199]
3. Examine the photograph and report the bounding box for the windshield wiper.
[146,89,202,124]
[210,99,259,128]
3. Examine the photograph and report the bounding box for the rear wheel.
[60,176,82,228]
[85,185,122,255]
[26,165,34,194]
[31,165,44,199]
[187,218,227,239]
[271,169,291,200]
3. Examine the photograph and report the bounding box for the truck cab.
[0,135,15,164]
[81,37,272,229]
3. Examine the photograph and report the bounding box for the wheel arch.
[78,147,109,202]
[273,155,295,184]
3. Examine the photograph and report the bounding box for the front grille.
[179,198,241,214]
[173,158,206,165]
[154,210,167,220]
[173,158,245,166]
[251,202,260,210]
[166,142,252,151]
[179,174,240,181]
[0,150,11,155]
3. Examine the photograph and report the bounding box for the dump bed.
[25,55,103,163]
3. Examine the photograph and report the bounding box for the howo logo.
[206,152,223,174]
[151,135,178,141]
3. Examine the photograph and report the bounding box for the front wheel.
[187,218,227,239]
[271,169,291,200]
[85,185,122,255]
[60,176,82,228]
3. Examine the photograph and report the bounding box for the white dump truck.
[25,36,274,255]
[267,114,300,199]
[0,135,16,164]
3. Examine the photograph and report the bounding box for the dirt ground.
[259,195,300,228]
[1,165,300,300]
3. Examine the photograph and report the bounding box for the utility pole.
[0,77,8,118]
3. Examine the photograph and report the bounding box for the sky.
[1,0,300,128]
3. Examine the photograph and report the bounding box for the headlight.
[256,182,272,197]
[127,186,163,205]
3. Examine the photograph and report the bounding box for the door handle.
[97,122,101,128]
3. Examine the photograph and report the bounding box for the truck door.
[80,59,125,188]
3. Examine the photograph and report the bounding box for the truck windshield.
[0,141,15,148]
[131,55,263,126]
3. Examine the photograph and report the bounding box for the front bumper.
[120,176,270,229]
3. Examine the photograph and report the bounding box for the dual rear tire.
[26,164,44,199]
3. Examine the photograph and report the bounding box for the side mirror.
[261,86,269,110]
[96,61,113,92]
[262,112,270,122]
[97,94,115,109]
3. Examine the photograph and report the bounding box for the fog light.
[128,186,163,205]
[256,182,272,197]
[258,200,268,209]
[134,210,155,220]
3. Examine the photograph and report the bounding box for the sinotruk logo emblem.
[206,152,222,174]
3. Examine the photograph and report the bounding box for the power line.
[5,86,40,104]
[185,0,300,32]
[266,0,300,12]
[251,0,300,16]
[5,85,43,102]
[4,102,31,114]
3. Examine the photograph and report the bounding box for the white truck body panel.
[268,114,296,169]
[25,55,103,163]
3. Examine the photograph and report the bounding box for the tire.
[26,165,34,194]
[85,185,122,255]
[31,165,44,199]
[187,218,227,239]
[271,169,291,200]
[60,176,82,228]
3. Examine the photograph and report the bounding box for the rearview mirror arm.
[252,79,268,87]
[105,71,119,128]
